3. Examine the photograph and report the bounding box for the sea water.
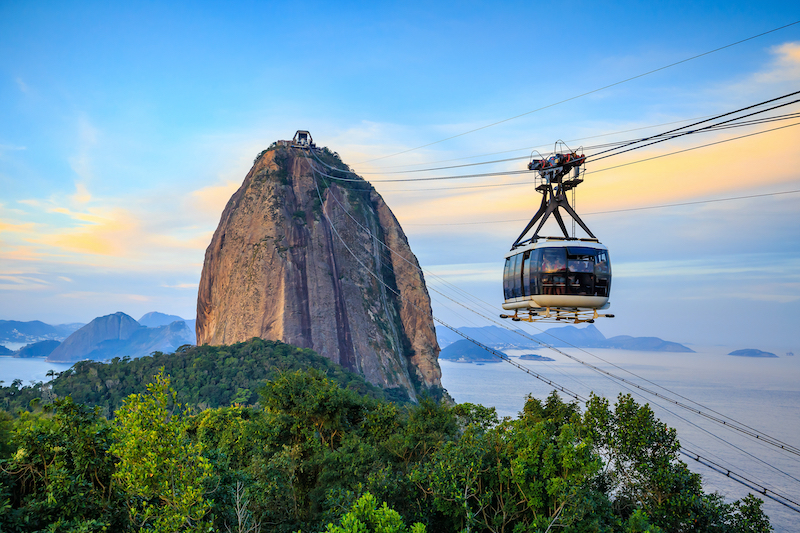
[0,356,72,386]
[441,347,800,533]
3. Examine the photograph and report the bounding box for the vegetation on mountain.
[0,360,772,532]
[14,340,61,358]
[0,338,410,416]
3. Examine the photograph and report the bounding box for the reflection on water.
[441,347,800,533]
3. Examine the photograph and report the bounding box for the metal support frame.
[512,159,595,249]
[500,308,615,324]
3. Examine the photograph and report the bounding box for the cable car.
[500,143,614,323]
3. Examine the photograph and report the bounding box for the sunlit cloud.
[0,274,50,291]
[189,178,241,217]
[160,282,197,289]
[59,291,150,302]
[752,41,800,84]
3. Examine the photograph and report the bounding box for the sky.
[1,1,799,352]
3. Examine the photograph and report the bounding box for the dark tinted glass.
[512,254,523,298]
[522,251,531,296]
[541,248,566,273]
[529,249,542,295]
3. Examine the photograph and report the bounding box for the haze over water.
[441,346,800,533]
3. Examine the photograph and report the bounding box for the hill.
[15,340,61,358]
[137,311,185,327]
[0,337,411,415]
[0,320,82,347]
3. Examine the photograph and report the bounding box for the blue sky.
[1,1,799,351]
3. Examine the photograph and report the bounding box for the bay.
[0,356,72,386]
[440,346,800,533]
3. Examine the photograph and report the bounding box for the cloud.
[160,282,197,289]
[59,291,150,302]
[425,262,501,284]
[0,274,50,291]
[752,42,800,85]
[189,179,240,217]
[71,182,92,205]
[14,77,28,93]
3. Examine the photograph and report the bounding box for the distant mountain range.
[0,320,84,346]
[435,324,694,353]
[0,312,197,362]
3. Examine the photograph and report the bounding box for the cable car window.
[594,251,611,297]
[567,249,594,295]
[503,257,512,300]
[522,251,531,296]
[541,248,566,295]
[595,251,610,275]
[528,249,542,295]
[512,253,523,298]
[541,249,566,273]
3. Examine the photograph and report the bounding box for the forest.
[0,339,772,532]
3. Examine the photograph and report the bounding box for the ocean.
[441,346,800,533]
[1,348,797,531]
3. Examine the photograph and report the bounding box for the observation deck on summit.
[275,130,321,151]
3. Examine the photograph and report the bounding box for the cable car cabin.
[502,239,611,312]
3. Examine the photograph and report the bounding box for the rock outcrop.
[196,144,442,401]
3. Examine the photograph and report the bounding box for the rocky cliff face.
[196,145,442,401]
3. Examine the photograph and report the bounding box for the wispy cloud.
[160,282,197,289]
[14,77,29,94]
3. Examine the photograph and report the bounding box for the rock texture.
[196,145,442,401]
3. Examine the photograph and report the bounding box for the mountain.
[728,348,777,358]
[47,312,142,362]
[0,345,13,356]
[196,143,442,401]
[436,324,693,353]
[16,340,61,358]
[138,312,185,327]
[0,320,85,347]
[47,312,195,363]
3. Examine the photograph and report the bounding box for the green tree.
[322,492,426,533]
[0,398,125,532]
[111,369,213,532]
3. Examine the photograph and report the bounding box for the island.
[439,339,503,363]
[728,349,777,358]
[519,353,555,362]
